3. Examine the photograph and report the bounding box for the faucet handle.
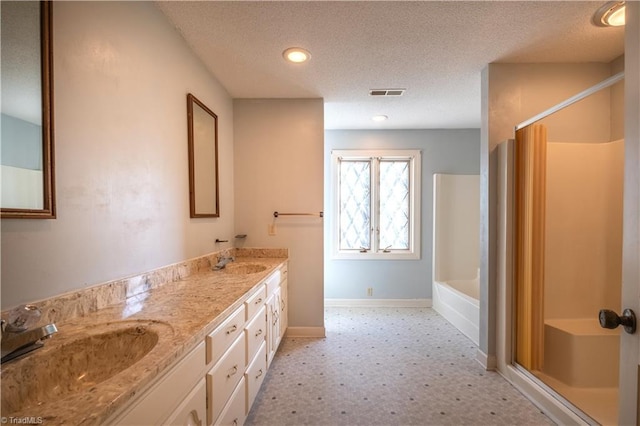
[5,304,41,332]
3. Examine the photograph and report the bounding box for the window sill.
[332,251,420,260]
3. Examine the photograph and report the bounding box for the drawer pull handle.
[226,324,238,335]
[255,328,263,337]
[233,419,238,426]
[256,369,263,379]
[255,297,263,304]
[227,365,238,378]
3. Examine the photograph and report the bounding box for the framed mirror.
[187,93,219,218]
[1,1,55,219]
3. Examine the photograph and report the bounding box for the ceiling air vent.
[369,89,405,97]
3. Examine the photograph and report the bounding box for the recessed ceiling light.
[372,115,388,122]
[283,47,311,63]
[593,1,625,27]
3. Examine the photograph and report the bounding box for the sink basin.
[1,321,163,415]
[223,262,268,275]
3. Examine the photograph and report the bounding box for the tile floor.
[246,307,554,425]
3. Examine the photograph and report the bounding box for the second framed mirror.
[187,93,219,218]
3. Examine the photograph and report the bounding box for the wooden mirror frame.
[1,1,55,219]
[187,93,220,218]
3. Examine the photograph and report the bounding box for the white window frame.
[331,149,421,260]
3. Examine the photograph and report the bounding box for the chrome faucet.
[213,255,235,270]
[1,305,58,364]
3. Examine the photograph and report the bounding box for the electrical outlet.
[268,223,277,236]
[367,287,373,297]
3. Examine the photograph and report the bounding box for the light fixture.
[372,115,388,122]
[592,1,625,27]
[283,47,311,63]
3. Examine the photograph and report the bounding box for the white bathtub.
[432,278,479,345]
[543,318,620,388]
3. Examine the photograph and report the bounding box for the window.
[331,150,421,259]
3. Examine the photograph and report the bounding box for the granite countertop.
[0,254,287,425]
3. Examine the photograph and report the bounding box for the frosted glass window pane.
[379,161,409,249]
[339,161,370,250]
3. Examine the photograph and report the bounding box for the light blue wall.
[324,129,480,300]
[1,113,42,170]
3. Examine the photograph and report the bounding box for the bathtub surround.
[545,140,624,320]
[432,174,481,345]
[0,248,287,424]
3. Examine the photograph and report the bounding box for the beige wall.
[611,55,625,141]
[544,140,623,319]
[233,99,324,331]
[1,2,235,309]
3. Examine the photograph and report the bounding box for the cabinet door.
[265,292,275,367]
[165,378,206,426]
[272,287,281,350]
[280,277,288,338]
[111,343,206,425]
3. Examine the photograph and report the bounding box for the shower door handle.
[599,308,637,334]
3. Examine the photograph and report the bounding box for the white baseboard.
[476,348,497,371]
[285,326,326,338]
[324,298,432,308]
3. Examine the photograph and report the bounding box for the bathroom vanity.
[110,261,287,425]
[0,249,288,426]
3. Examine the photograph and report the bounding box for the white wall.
[233,99,324,331]
[433,174,480,283]
[324,129,479,300]
[1,2,234,309]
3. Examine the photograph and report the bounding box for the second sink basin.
[223,262,267,275]
[1,320,168,416]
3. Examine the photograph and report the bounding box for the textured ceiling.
[156,1,625,129]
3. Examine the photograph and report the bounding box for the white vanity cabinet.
[108,262,288,426]
[279,263,288,340]
[266,262,288,367]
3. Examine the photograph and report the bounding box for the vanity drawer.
[279,262,288,283]
[245,286,266,322]
[215,377,246,426]
[207,304,246,365]
[245,305,266,362]
[245,341,267,415]
[207,333,246,424]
